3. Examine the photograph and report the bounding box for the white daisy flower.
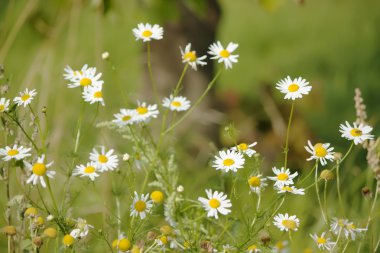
[24,155,55,188]
[275,185,305,195]
[219,244,235,252]
[113,109,137,127]
[212,149,245,173]
[330,218,366,241]
[344,222,366,241]
[330,217,348,236]
[63,64,93,81]
[89,146,119,172]
[275,76,312,100]
[132,23,163,42]
[13,88,37,107]
[198,189,232,219]
[180,43,207,70]
[130,191,153,219]
[82,83,105,106]
[247,244,261,253]
[70,218,93,239]
[248,174,267,194]
[272,241,289,253]
[230,142,257,157]
[208,41,239,69]
[339,121,374,145]
[0,144,31,161]
[72,162,100,181]
[0,98,10,112]
[305,140,335,166]
[66,65,103,89]
[267,167,298,187]
[134,102,159,123]
[310,232,335,250]
[273,213,300,232]
[162,95,191,112]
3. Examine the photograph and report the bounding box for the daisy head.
[247,174,267,194]
[212,149,245,173]
[0,144,31,161]
[247,244,261,253]
[180,43,207,70]
[305,140,335,166]
[134,101,159,123]
[112,234,132,252]
[130,191,153,219]
[67,65,103,89]
[25,155,55,188]
[272,240,289,253]
[276,185,305,195]
[82,83,105,106]
[64,64,93,81]
[208,41,239,69]
[70,218,93,239]
[162,95,191,112]
[339,121,374,145]
[13,88,37,107]
[0,98,10,112]
[72,162,100,181]
[198,189,232,219]
[310,232,335,251]
[273,213,300,232]
[89,146,119,172]
[113,109,137,127]
[267,167,298,187]
[133,23,163,42]
[230,142,257,157]
[276,76,311,100]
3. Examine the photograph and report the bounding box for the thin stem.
[163,69,223,135]
[342,241,350,253]
[331,228,342,252]
[315,165,328,225]
[256,194,261,212]
[173,63,189,97]
[7,235,11,253]
[336,162,344,215]
[28,105,44,149]
[284,101,295,170]
[146,42,159,103]
[73,102,86,154]
[37,185,50,213]
[324,180,330,224]
[115,196,121,237]
[299,162,317,185]
[46,177,59,213]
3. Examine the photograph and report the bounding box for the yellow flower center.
[171,101,182,107]
[142,30,152,37]
[277,173,288,181]
[118,238,131,251]
[134,200,146,212]
[150,190,164,203]
[276,241,285,249]
[238,143,248,151]
[184,51,197,62]
[248,244,258,250]
[248,176,261,187]
[21,94,30,101]
[62,234,75,246]
[84,166,95,174]
[350,128,362,137]
[7,149,19,156]
[0,105,4,111]
[32,163,47,176]
[288,84,299,92]
[317,237,326,245]
[94,91,103,98]
[24,207,38,217]
[209,198,220,208]
[281,186,293,192]
[136,107,148,115]
[347,223,356,229]
[219,49,230,58]
[223,158,235,166]
[338,219,345,227]
[314,143,327,157]
[122,115,131,121]
[80,77,92,86]
[98,155,108,163]
[282,219,297,230]
[159,235,168,245]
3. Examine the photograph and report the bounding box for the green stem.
[324,180,330,224]
[146,42,159,103]
[28,105,44,149]
[37,185,50,213]
[284,101,295,169]
[299,162,317,185]
[73,102,86,154]
[331,228,342,252]
[46,177,59,213]
[315,164,328,225]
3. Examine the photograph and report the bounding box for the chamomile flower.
[72,162,100,181]
[330,217,348,236]
[113,109,137,127]
[0,98,10,112]
[89,146,119,172]
[208,41,239,69]
[0,144,31,161]
[212,149,245,172]
[63,64,93,81]
[70,218,93,239]
[248,174,267,194]
[272,241,289,253]
[180,43,207,70]
[230,142,257,157]
[268,167,298,187]
[162,95,191,111]
[273,213,300,232]
[310,232,335,250]
[13,88,37,107]
[66,65,103,89]
[130,191,153,219]
[198,189,232,219]
[82,83,105,106]
[275,76,312,100]
[344,221,366,241]
[247,244,261,253]
[25,155,55,188]
[133,23,163,42]
[276,185,305,195]
[331,218,366,241]
[134,102,159,123]
[305,140,335,166]
[112,234,132,252]
[339,121,374,145]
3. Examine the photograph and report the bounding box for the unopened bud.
[362,186,372,199]
[43,227,57,239]
[102,52,110,60]
[123,153,130,161]
[334,152,342,161]
[3,226,16,236]
[176,185,184,192]
[320,169,334,181]
[33,236,43,247]
[146,231,157,241]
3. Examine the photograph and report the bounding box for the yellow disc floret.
[350,128,362,137]
[84,166,96,174]
[98,155,108,163]
[136,107,148,115]
[142,30,153,37]
[80,78,92,86]
[7,149,19,156]
[248,176,261,187]
[171,101,182,107]
[209,198,220,209]
[282,219,297,230]
[118,238,131,251]
[150,191,164,203]
[223,158,235,166]
[314,143,327,157]
[62,234,75,246]
[134,200,146,212]
[32,163,47,176]
[21,94,30,101]
[184,51,197,62]
[219,49,230,58]
[277,173,288,181]
[288,84,299,92]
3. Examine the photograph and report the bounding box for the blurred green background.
[1,0,379,251]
